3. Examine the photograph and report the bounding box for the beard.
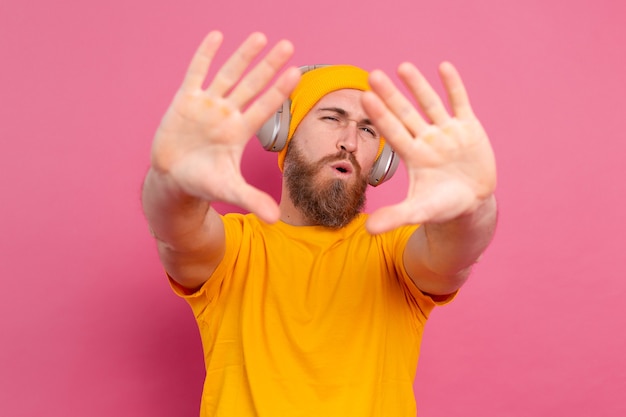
[283,140,368,228]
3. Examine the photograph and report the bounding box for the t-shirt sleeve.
[385,225,457,316]
[167,213,245,318]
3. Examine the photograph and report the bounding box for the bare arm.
[362,62,498,295]
[142,170,222,290]
[142,31,300,289]
[403,195,497,295]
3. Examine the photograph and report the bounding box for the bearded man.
[142,31,497,417]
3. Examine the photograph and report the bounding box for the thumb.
[366,202,424,235]
[234,183,281,224]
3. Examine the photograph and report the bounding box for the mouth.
[330,161,354,176]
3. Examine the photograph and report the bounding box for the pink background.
[1,0,624,415]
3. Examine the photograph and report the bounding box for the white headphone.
[256,65,399,186]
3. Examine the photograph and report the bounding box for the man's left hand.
[361,62,497,234]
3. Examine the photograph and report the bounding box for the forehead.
[311,89,366,114]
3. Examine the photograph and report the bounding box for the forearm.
[420,194,498,276]
[141,168,213,252]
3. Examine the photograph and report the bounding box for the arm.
[142,31,300,289]
[361,62,498,295]
[403,195,497,295]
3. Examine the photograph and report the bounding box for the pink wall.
[1,0,624,415]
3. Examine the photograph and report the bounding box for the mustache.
[317,151,361,172]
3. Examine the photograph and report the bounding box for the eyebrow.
[317,107,373,126]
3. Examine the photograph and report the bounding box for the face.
[283,89,381,228]
[288,89,381,177]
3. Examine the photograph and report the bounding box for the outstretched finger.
[361,89,432,161]
[244,66,301,131]
[367,69,429,137]
[398,62,451,126]
[207,32,268,97]
[181,31,224,92]
[439,62,475,120]
[227,39,296,109]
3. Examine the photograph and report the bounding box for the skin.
[279,89,380,227]
[142,30,497,295]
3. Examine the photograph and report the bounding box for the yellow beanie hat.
[277,65,386,171]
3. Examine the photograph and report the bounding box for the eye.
[321,116,340,122]
[360,126,379,139]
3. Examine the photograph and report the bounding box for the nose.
[337,120,359,153]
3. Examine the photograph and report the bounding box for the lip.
[330,160,354,176]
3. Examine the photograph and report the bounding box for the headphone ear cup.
[256,100,291,152]
[257,65,328,151]
[368,142,400,186]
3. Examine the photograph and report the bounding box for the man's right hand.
[150,31,300,223]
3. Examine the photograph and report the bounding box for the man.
[142,30,497,416]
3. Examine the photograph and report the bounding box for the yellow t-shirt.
[171,213,451,417]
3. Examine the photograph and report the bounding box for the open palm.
[150,31,300,222]
[362,62,497,234]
